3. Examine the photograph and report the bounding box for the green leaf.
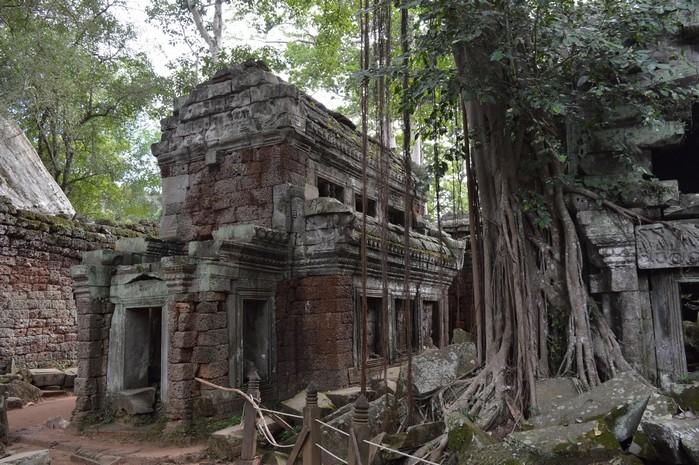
[490,50,505,62]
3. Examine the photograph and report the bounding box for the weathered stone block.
[400,342,477,398]
[114,387,155,415]
[28,368,65,388]
[641,418,699,464]
[508,420,620,456]
[527,371,652,443]
[196,329,227,346]
[169,363,196,382]
[0,450,50,465]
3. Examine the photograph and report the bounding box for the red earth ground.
[6,395,213,464]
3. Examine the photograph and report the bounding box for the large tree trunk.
[450,32,629,427]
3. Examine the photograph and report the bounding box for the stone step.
[40,390,67,398]
[0,449,50,465]
[70,449,121,465]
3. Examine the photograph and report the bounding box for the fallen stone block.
[208,423,243,460]
[399,342,477,398]
[27,369,64,388]
[534,377,583,415]
[445,415,496,453]
[628,392,677,461]
[378,421,444,461]
[508,420,620,456]
[320,394,402,462]
[666,382,699,414]
[281,389,335,420]
[325,386,367,409]
[641,418,699,464]
[43,416,69,430]
[208,416,276,460]
[527,371,652,442]
[0,450,50,465]
[5,398,22,410]
[70,448,121,465]
[114,387,155,415]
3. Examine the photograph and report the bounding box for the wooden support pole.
[348,395,370,465]
[237,371,261,465]
[303,382,321,465]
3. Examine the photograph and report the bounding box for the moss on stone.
[669,384,699,413]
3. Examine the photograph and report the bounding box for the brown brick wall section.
[0,197,157,367]
[448,265,476,338]
[163,144,308,242]
[275,275,354,398]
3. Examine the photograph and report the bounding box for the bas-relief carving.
[636,221,699,269]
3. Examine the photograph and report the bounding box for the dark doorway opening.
[395,299,419,355]
[680,282,699,373]
[242,299,270,381]
[422,301,440,349]
[366,297,384,359]
[124,307,162,390]
[652,128,699,193]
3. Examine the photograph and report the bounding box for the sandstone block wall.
[275,275,354,397]
[0,197,157,368]
[160,145,307,242]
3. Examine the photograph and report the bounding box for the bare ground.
[6,395,212,464]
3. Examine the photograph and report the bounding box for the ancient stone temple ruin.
[572,20,699,385]
[71,62,463,425]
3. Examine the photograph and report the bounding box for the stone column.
[70,252,118,419]
[577,211,648,374]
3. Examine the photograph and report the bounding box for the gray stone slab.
[5,398,22,410]
[281,389,334,418]
[28,369,65,388]
[400,342,477,398]
[534,377,583,415]
[0,450,50,465]
[641,418,699,465]
[528,371,652,442]
[507,420,620,456]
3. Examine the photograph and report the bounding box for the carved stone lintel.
[637,220,699,269]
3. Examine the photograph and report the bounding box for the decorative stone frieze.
[637,221,699,270]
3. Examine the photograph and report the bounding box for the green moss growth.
[669,384,699,413]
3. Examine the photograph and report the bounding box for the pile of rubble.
[210,337,699,465]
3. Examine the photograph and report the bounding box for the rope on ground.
[315,443,348,465]
[315,418,350,437]
[364,440,441,465]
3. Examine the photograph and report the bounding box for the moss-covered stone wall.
[0,196,157,368]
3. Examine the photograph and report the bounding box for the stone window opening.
[651,127,699,193]
[680,282,699,374]
[388,207,405,227]
[394,298,419,357]
[123,306,163,392]
[355,194,377,217]
[317,176,345,203]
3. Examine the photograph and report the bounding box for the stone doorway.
[680,282,699,374]
[229,294,274,387]
[123,307,163,390]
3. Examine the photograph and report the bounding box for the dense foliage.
[0,0,163,220]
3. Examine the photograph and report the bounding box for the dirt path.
[5,395,211,464]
